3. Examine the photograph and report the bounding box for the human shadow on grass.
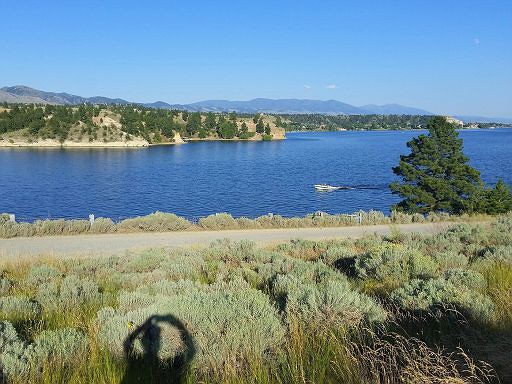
[121,314,196,384]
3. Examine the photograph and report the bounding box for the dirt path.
[0,222,459,260]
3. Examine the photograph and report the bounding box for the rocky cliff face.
[173,132,184,144]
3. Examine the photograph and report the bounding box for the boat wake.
[314,184,387,192]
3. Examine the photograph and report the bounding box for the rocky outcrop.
[172,132,184,144]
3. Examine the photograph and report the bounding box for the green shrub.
[0,278,13,295]
[0,214,10,224]
[33,219,89,236]
[321,245,356,266]
[107,270,168,290]
[0,324,87,381]
[203,239,257,263]
[122,249,167,273]
[443,268,486,291]
[391,277,494,322]
[117,212,192,232]
[255,214,301,228]
[0,221,33,238]
[36,275,101,310]
[27,328,88,367]
[426,212,452,222]
[0,296,41,320]
[239,132,255,140]
[273,274,386,326]
[159,251,206,281]
[90,217,116,233]
[360,210,391,225]
[198,213,239,230]
[391,211,427,224]
[432,251,469,271]
[275,239,329,260]
[0,321,30,380]
[59,275,102,307]
[484,245,512,264]
[355,244,438,283]
[26,264,61,287]
[235,216,261,229]
[97,281,284,369]
[135,279,203,297]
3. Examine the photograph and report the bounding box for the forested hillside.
[278,114,434,131]
[0,103,282,145]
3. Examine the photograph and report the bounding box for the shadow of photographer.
[121,314,196,384]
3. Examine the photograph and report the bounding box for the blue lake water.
[0,130,511,221]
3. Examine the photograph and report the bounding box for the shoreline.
[286,126,512,133]
[0,136,286,148]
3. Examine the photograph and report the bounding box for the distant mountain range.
[1,85,511,123]
[0,85,433,116]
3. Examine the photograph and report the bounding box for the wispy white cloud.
[304,85,312,89]
[473,37,480,45]
[326,84,337,89]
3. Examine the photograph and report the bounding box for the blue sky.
[1,1,511,117]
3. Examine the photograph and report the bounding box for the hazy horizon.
[1,1,511,117]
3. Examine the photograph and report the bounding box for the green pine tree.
[483,179,512,214]
[204,112,216,132]
[390,116,483,214]
[256,118,265,134]
[185,112,202,135]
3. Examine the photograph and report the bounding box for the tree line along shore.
[0,103,285,148]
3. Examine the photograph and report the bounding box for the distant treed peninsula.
[0,104,285,147]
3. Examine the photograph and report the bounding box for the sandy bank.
[0,138,150,148]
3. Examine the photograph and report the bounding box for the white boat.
[314,184,341,191]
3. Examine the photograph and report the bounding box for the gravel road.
[0,222,460,260]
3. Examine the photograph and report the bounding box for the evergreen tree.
[240,121,248,134]
[256,118,265,134]
[185,112,202,135]
[219,120,237,139]
[253,114,260,124]
[390,116,483,214]
[181,111,189,122]
[204,112,216,132]
[483,179,512,214]
[265,123,271,135]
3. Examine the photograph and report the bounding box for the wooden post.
[8,214,15,223]
[358,211,362,225]
[89,214,95,226]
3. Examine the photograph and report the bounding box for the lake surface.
[1,130,511,222]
